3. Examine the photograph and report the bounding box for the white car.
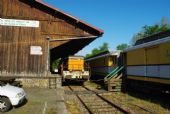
[0,83,26,112]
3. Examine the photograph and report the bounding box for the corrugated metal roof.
[85,50,121,61]
[34,0,104,36]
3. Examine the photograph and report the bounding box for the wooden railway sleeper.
[82,86,131,114]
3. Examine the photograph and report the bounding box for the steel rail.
[69,85,130,114]
[130,103,156,114]
[68,86,93,114]
[109,93,156,114]
[82,86,131,114]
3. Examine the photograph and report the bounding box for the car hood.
[0,84,24,97]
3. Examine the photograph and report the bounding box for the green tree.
[92,48,100,55]
[143,25,160,35]
[99,42,109,52]
[85,54,92,58]
[85,42,109,58]
[132,17,170,45]
[116,43,129,50]
[52,59,61,72]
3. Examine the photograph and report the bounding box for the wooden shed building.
[0,0,103,87]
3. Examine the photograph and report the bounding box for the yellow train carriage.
[86,51,121,79]
[124,36,170,92]
[60,56,90,80]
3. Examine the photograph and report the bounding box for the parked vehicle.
[86,30,170,93]
[85,51,121,79]
[59,56,90,81]
[123,34,170,93]
[0,82,26,112]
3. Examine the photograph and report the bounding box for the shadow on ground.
[126,89,170,110]
[62,80,85,86]
[92,79,170,110]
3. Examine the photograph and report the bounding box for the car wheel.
[0,97,11,112]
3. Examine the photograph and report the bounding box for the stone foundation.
[16,76,62,88]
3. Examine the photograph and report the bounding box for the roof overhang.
[124,36,170,52]
[85,50,121,61]
[33,0,104,36]
[50,37,96,60]
[21,0,104,59]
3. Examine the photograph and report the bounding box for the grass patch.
[102,92,170,114]
[83,81,101,89]
[65,100,81,114]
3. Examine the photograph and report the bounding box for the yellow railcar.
[85,51,121,79]
[124,36,170,93]
[60,56,90,80]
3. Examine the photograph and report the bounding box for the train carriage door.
[145,46,160,78]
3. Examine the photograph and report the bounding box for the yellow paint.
[68,59,84,71]
[126,42,170,65]
[108,56,115,66]
[127,75,170,84]
[127,48,146,65]
[160,42,170,64]
[146,46,160,64]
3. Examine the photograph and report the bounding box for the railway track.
[66,86,156,114]
[67,86,130,114]
[101,93,157,114]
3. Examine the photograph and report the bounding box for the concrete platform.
[6,88,68,114]
[56,88,68,114]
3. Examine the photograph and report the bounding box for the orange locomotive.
[59,56,90,81]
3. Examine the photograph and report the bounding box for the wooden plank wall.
[0,0,92,77]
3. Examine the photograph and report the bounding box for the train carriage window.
[112,57,115,64]
[103,57,105,66]
[115,56,117,64]
[111,56,117,65]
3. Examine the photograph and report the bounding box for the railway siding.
[64,83,169,114]
[67,86,129,114]
[101,92,170,114]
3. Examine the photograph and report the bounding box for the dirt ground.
[5,88,60,114]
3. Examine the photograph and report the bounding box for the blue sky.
[43,0,170,55]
